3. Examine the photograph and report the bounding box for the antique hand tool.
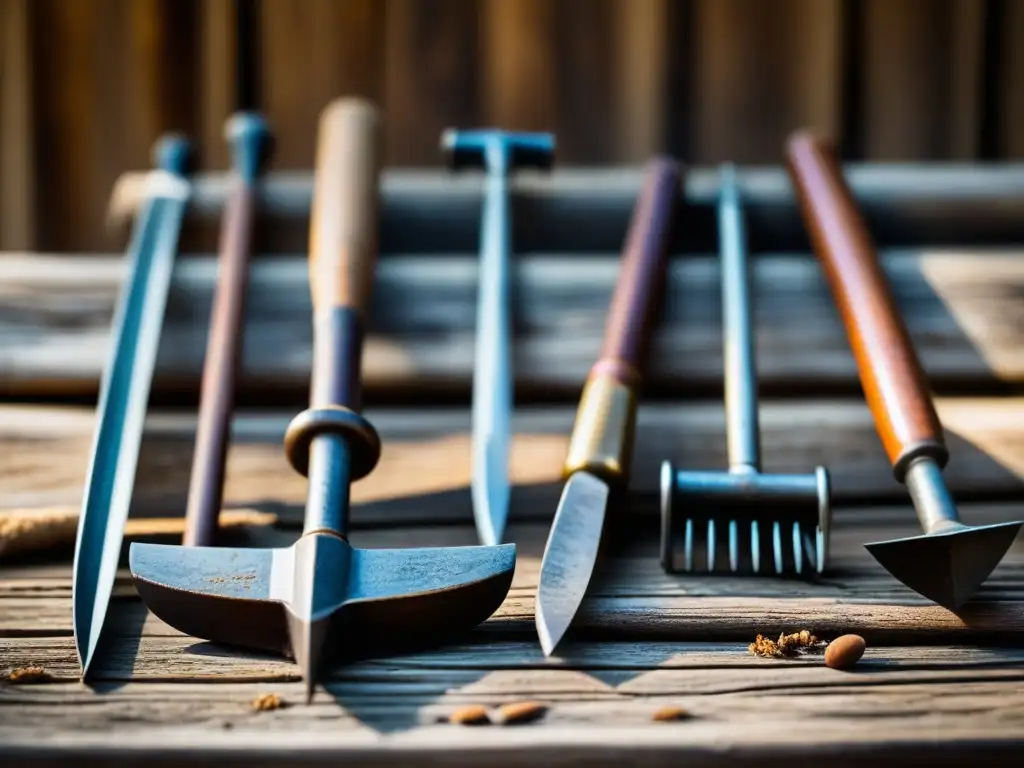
[130,99,516,702]
[441,129,555,546]
[536,157,681,656]
[183,111,272,547]
[785,131,1023,610]
[73,134,193,680]
[660,164,832,576]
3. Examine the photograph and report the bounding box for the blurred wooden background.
[2,0,1023,253]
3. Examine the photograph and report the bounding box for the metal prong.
[684,518,694,572]
[707,519,717,572]
[728,520,739,572]
[772,522,783,574]
[816,527,825,574]
[792,521,803,575]
[751,521,760,574]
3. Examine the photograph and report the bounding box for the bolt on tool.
[73,134,193,680]
[130,99,516,702]
[441,129,555,546]
[661,164,833,576]
[785,131,1023,610]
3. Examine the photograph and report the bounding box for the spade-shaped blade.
[865,521,1022,611]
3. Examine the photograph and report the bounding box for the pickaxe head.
[660,462,832,575]
[865,521,1022,611]
[130,533,515,695]
[441,129,555,173]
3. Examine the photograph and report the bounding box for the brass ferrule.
[562,372,638,484]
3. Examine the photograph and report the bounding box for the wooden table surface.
[2,247,1024,766]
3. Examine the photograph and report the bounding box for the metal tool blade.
[536,471,609,656]
[470,188,512,546]
[73,147,191,679]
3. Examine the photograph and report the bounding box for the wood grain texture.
[2,249,1022,400]
[999,0,1024,158]
[0,0,36,252]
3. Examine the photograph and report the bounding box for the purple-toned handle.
[593,158,682,385]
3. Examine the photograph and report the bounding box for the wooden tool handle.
[563,157,682,483]
[309,98,381,318]
[785,132,947,480]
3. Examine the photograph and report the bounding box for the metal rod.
[719,164,760,473]
[302,435,352,537]
[904,457,964,535]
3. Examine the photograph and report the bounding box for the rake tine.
[791,521,804,575]
[706,519,717,572]
[751,521,761,574]
[728,520,739,572]
[684,518,694,572]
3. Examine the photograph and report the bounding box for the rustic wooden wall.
[2,0,1023,252]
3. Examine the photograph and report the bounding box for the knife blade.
[72,134,193,679]
[535,157,683,656]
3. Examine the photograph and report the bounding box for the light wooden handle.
[309,98,381,317]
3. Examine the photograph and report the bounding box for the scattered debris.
[448,704,491,725]
[749,629,826,658]
[651,705,693,722]
[7,666,51,684]
[250,693,286,711]
[493,701,547,725]
[824,634,867,670]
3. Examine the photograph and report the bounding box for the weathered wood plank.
[3,249,1023,399]
[3,398,1024,515]
[105,165,1024,253]
[0,0,37,251]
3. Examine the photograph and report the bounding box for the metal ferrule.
[562,371,637,483]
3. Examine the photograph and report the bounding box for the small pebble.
[448,704,490,725]
[651,705,693,722]
[7,666,51,684]
[824,634,866,669]
[250,692,286,711]
[494,701,546,725]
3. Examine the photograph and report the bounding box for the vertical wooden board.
[999,0,1024,157]
[686,0,842,164]
[382,0,480,167]
[0,0,37,251]
[481,0,617,164]
[198,0,238,170]
[257,0,384,170]
[30,0,200,252]
[858,0,986,160]
[612,0,669,162]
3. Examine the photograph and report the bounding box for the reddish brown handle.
[594,157,682,385]
[785,131,947,481]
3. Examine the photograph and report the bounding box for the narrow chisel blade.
[535,471,609,656]
[72,146,191,679]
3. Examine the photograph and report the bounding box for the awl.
[72,134,193,679]
[536,157,682,656]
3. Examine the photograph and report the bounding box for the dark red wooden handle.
[785,131,947,481]
[593,157,683,385]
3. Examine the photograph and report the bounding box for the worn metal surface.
[662,164,832,576]
[785,131,1024,609]
[71,134,193,680]
[441,129,555,546]
[536,158,681,656]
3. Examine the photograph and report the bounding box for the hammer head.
[660,462,832,576]
[864,521,1022,611]
[129,534,516,662]
[441,129,555,173]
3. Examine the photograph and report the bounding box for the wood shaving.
[250,693,286,711]
[448,704,490,725]
[7,666,51,683]
[652,705,693,722]
[749,629,826,658]
[493,701,546,725]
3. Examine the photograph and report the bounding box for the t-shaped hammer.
[129,100,516,702]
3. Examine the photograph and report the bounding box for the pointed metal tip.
[287,611,330,705]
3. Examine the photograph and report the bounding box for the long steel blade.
[471,171,512,546]
[535,471,609,656]
[73,153,191,679]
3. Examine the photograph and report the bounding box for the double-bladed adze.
[441,129,555,546]
[73,134,193,680]
[785,131,1023,611]
[536,157,682,656]
[130,99,516,702]
[183,111,272,547]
